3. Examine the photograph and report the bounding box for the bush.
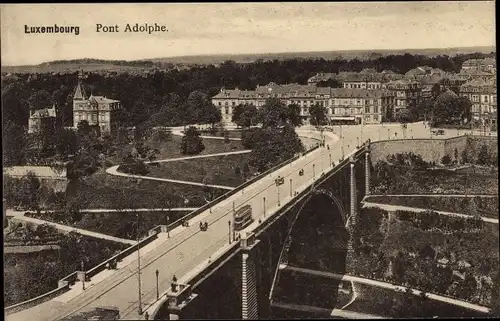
[441,155,452,166]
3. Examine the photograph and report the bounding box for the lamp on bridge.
[228,220,232,244]
[155,269,160,300]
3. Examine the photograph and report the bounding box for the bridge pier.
[346,157,357,262]
[163,283,198,320]
[241,232,261,320]
[365,150,371,196]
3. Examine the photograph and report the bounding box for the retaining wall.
[370,136,498,164]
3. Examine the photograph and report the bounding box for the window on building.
[374,106,379,114]
[232,101,236,106]
[365,107,370,114]
[224,107,229,114]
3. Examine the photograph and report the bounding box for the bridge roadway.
[7,122,434,321]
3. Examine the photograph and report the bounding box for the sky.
[0,2,496,66]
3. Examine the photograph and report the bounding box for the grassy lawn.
[145,134,246,160]
[73,168,226,209]
[4,232,126,306]
[146,153,254,187]
[366,196,499,219]
[198,129,242,139]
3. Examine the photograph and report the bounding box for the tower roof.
[74,72,87,100]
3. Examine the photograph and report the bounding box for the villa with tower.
[73,71,122,135]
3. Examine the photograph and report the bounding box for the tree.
[3,121,26,166]
[287,103,303,127]
[441,155,452,166]
[66,149,100,181]
[180,126,205,155]
[17,172,41,210]
[27,90,53,112]
[454,148,459,164]
[477,145,490,165]
[248,125,304,172]
[309,103,328,126]
[316,78,342,88]
[395,108,416,124]
[55,128,78,157]
[455,96,472,124]
[461,149,469,165]
[433,93,468,125]
[223,130,231,144]
[461,272,478,301]
[491,270,500,317]
[256,98,290,128]
[233,104,258,128]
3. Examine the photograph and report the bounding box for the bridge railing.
[147,144,321,238]
[85,232,159,279]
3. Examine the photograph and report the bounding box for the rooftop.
[89,95,120,104]
[30,106,56,118]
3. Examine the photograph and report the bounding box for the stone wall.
[371,136,498,164]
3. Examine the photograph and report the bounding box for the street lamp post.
[356,136,360,148]
[329,154,332,167]
[136,214,143,315]
[313,164,316,181]
[81,260,85,290]
[155,269,159,300]
[228,220,232,244]
[277,183,281,207]
[263,197,266,216]
[289,179,292,197]
[166,216,170,238]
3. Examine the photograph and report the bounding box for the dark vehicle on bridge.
[299,169,304,176]
[234,205,253,231]
[275,176,285,186]
[432,129,445,135]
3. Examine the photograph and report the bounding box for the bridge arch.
[269,187,349,307]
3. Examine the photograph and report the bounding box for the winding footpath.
[105,126,321,190]
[361,201,499,224]
[281,265,491,314]
[6,210,136,245]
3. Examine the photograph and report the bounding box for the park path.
[361,201,499,224]
[366,194,498,198]
[271,301,386,319]
[6,210,136,245]
[282,265,491,314]
[107,126,321,189]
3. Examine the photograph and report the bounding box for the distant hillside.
[145,46,496,64]
[1,46,495,74]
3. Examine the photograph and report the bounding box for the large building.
[329,88,395,124]
[307,73,336,86]
[73,71,121,135]
[459,78,497,127]
[28,105,57,134]
[307,69,403,89]
[461,58,496,73]
[385,79,424,113]
[211,83,395,125]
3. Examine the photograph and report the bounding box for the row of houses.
[213,83,400,125]
[213,59,496,126]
